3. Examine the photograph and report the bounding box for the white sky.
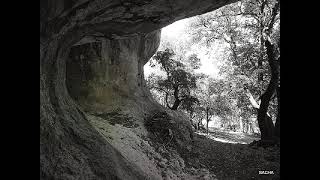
[144,18,221,78]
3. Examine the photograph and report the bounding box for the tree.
[254,0,280,142]
[147,48,202,110]
[192,105,206,130]
[193,78,235,134]
[195,81,215,134]
[188,0,280,143]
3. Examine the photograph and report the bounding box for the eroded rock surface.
[66,30,161,113]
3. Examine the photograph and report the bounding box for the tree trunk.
[242,121,246,133]
[206,107,209,134]
[170,86,181,110]
[189,110,194,128]
[258,25,264,93]
[257,0,268,92]
[197,119,201,131]
[257,40,279,141]
[275,83,280,138]
[246,88,274,139]
[165,92,171,109]
[251,123,255,134]
[171,100,181,110]
[165,86,181,110]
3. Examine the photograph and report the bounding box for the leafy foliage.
[147,48,202,111]
[147,0,280,136]
[187,0,280,133]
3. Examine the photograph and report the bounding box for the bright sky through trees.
[144,18,221,78]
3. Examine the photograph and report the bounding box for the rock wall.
[66,30,161,112]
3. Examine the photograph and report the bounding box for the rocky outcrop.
[40,0,239,179]
[66,30,161,113]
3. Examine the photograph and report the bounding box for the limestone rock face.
[40,0,239,179]
[66,30,161,112]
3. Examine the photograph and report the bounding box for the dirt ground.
[180,129,280,180]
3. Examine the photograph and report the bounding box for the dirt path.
[198,127,260,144]
[180,130,280,180]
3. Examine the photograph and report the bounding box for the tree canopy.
[147,48,203,111]
[147,0,280,143]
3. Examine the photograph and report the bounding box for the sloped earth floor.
[89,110,279,180]
[182,128,280,180]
